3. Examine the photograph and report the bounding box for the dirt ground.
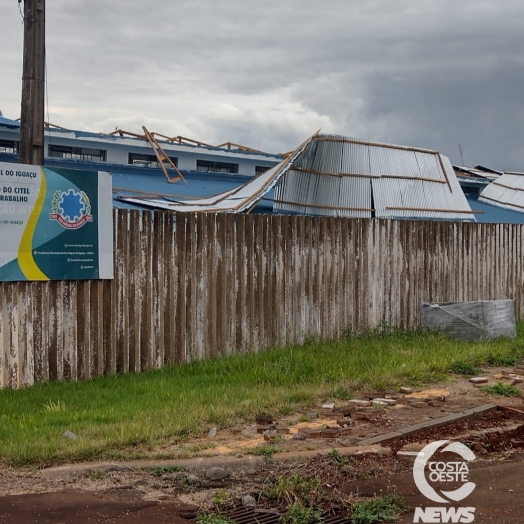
[3,367,524,523]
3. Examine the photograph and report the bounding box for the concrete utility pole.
[19,0,46,165]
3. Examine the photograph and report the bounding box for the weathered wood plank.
[3,211,524,389]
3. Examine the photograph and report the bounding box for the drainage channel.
[191,507,351,524]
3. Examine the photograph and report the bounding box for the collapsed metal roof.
[118,132,475,220]
[453,165,501,180]
[275,135,473,220]
[479,173,524,212]
[117,134,313,213]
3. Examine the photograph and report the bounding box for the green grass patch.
[327,448,349,466]
[195,513,234,524]
[486,355,521,367]
[279,503,324,524]
[263,474,323,506]
[149,465,185,476]
[246,445,279,458]
[450,361,482,376]
[1,324,524,466]
[480,382,522,397]
[351,495,409,524]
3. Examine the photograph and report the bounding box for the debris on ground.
[470,376,489,384]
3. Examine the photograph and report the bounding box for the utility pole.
[19,0,45,165]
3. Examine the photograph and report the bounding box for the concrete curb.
[41,404,499,480]
[41,445,391,480]
[357,404,498,445]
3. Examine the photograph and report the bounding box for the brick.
[470,377,488,384]
[321,429,340,438]
[333,404,357,415]
[351,412,379,422]
[349,399,372,407]
[372,398,397,405]
[400,387,413,394]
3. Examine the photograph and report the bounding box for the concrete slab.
[357,404,498,445]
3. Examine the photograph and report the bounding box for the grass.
[263,474,323,506]
[1,324,524,466]
[279,502,324,524]
[450,361,482,376]
[195,513,234,524]
[245,445,279,458]
[327,448,349,466]
[351,495,408,524]
[480,382,522,397]
[486,355,521,366]
[149,465,185,476]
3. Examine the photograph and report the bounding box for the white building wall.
[0,126,281,177]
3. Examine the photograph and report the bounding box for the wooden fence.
[1,210,523,388]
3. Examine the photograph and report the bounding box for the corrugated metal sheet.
[479,174,524,212]
[0,115,20,128]
[118,133,474,220]
[454,166,500,180]
[373,152,473,220]
[118,135,314,212]
[274,137,373,217]
[275,135,473,221]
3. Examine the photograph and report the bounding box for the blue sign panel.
[0,163,113,281]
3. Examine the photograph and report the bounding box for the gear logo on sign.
[50,189,93,229]
[413,440,477,523]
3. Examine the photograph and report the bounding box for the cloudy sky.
[1,1,523,169]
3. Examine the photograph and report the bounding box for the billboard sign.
[0,163,113,281]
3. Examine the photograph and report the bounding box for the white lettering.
[413,507,476,524]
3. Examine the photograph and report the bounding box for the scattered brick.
[373,398,397,406]
[321,429,341,438]
[470,377,488,384]
[275,425,290,435]
[333,404,357,415]
[256,413,274,425]
[348,399,372,407]
[302,428,322,439]
[351,412,379,421]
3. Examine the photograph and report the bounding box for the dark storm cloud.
[0,0,523,167]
